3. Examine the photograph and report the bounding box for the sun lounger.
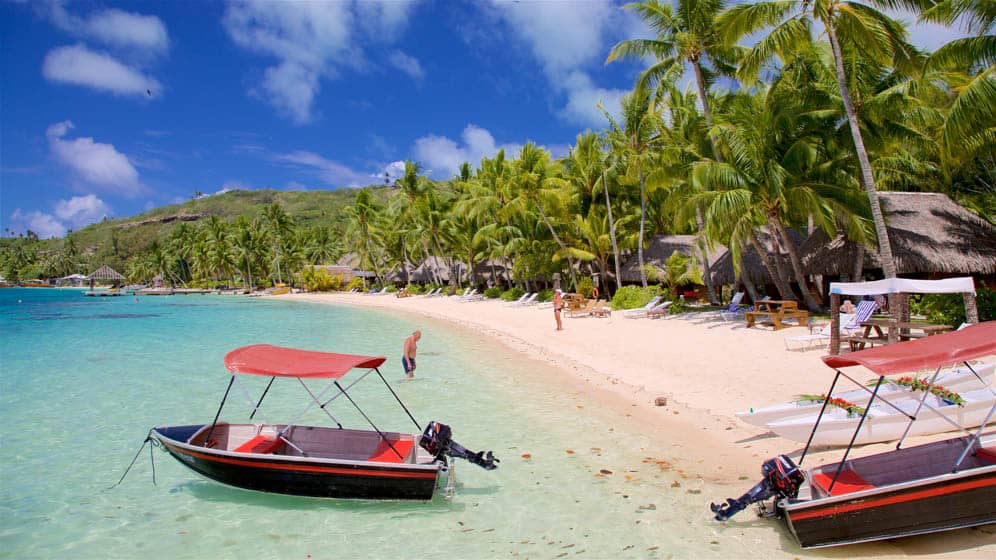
[784,300,879,350]
[458,288,479,301]
[503,293,532,306]
[567,298,598,318]
[623,296,663,318]
[715,292,746,321]
[593,300,611,318]
[518,293,540,306]
[647,301,673,319]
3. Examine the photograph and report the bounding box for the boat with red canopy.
[711,321,996,548]
[151,344,497,500]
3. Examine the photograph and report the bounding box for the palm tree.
[344,189,384,284]
[602,88,663,287]
[263,203,293,284]
[232,216,265,290]
[717,0,917,278]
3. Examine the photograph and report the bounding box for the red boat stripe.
[791,476,996,522]
[168,444,439,480]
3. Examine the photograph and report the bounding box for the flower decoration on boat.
[796,394,866,417]
[894,376,965,406]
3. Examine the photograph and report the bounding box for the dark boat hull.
[153,425,440,500]
[784,468,996,548]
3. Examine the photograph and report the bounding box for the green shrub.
[345,277,365,291]
[610,285,663,310]
[484,286,503,299]
[404,283,425,295]
[576,277,595,298]
[501,287,526,301]
[383,284,398,293]
[911,287,996,325]
[301,267,338,292]
[537,289,553,302]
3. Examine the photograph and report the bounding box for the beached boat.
[711,322,996,548]
[151,344,498,500]
[736,362,995,428]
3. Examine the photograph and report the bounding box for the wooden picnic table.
[846,318,954,351]
[745,300,809,330]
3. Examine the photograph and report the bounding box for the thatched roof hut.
[620,235,729,284]
[410,256,466,283]
[89,265,125,282]
[710,227,807,286]
[801,192,996,276]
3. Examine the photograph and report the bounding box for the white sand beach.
[283,291,996,556]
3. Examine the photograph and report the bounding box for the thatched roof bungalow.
[620,235,729,285]
[801,192,996,277]
[709,227,808,286]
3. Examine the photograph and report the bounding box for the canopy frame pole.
[828,377,884,495]
[203,375,235,448]
[896,365,943,449]
[294,378,343,429]
[334,381,405,461]
[374,367,421,430]
[800,370,842,465]
[953,404,996,472]
[838,371,910,416]
[249,376,276,420]
[319,369,374,409]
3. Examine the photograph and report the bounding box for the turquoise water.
[0,288,745,559]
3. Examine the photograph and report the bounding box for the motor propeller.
[420,421,499,470]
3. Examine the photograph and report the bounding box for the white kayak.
[766,387,996,446]
[736,362,994,428]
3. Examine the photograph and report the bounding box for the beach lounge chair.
[647,301,674,319]
[623,296,663,318]
[716,292,746,321]
[458,288,479,301]
[593,300,611,318]
[567,298,598,318]
[519,293,541,306]
[783,300,879,350]
[503,292,532,306]
[452,287,471,298]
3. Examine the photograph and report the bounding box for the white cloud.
[486,1,635,128]
[43,44,160,97]
[48,3,170,54]
[47,120,143,197]
[272,150,377,187]
[54,194,111,227]
[222,0,417,124]
[412,125,522,178]
[217,180,252,194]
[387,50,424,81]
[382,160,406,183]
[9,209,66,239]
[9,194,111,239]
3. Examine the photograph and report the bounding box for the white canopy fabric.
[61,274,89,280]
[829,277,976,296]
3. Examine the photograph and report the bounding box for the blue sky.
[0,1,962,239]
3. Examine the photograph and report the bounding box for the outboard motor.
[710,455,804,521]
[420,421,499,470]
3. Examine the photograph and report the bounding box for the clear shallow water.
[0,288,750,559]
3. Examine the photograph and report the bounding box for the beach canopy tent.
[827,277,978,355]
[224,344,386,379]
[59,273,89,287]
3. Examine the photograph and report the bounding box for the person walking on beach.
[553,289,564,331]
[403,330,421,378]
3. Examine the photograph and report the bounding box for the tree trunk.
[852,243,865,282]
[740,265,760,302]
[692,59,723,165]
[826,20,897,278]
[695,208,718,304]
[638,170,648,288]
[770,215,821,311]
[748,231,793,300]
[602,171,623,293]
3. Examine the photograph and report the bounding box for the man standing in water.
[403,330,421,378]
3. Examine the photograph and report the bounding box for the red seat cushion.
[812,469,875,496]
[234,434,282,454]
[976,447,996,464]
[368,439,414,463]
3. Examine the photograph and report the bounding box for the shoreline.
[281,291,996,556]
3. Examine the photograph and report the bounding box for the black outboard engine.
[420,421,499,470]
[710,455,804,521]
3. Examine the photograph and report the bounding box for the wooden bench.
[744,300,809,330]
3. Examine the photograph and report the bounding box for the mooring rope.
[107,429,159,490]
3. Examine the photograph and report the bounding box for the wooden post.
[964,292,979,324]
[830,293,841,355]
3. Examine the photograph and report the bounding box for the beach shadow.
[735,432,779,444]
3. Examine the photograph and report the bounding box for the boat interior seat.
[975,447,996,465]
[811,468,876,497]
[234,434,284,454]
[367,438,414,463]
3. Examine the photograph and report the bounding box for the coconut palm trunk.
[770,216,821,311]
[535,201,578,289]
[601,171,623,293]
[826,20,897,278]
[748,231,794,300]
[637,170,648,288]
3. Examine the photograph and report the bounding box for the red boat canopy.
[822,322,996,375]
[223,344,386,379]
